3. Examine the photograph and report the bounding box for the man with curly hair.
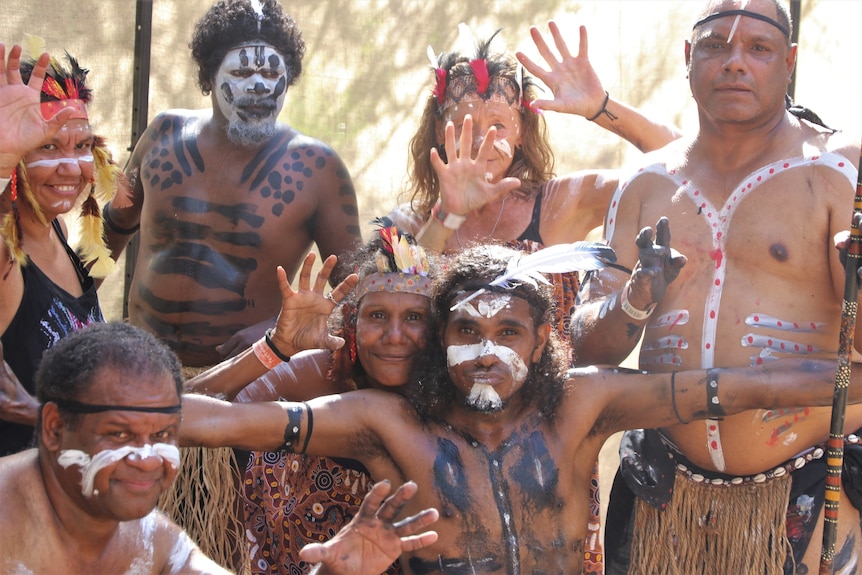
[104,0,360,368]
[101,2,361,571]
[179,242,860,575]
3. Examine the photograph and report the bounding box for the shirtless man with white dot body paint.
[569,0,862,572]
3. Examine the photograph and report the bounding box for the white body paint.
[58,443,180,497]
[606,152,857,471]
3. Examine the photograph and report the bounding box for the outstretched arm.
[0,44,75,180]
[300,480,439,575]
[515,21,681,153]
[186,253,358,399]
[416,115,521,252]
[571,217,686,366]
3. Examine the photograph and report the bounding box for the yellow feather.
[22,34,47,61]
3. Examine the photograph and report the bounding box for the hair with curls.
[327,223,437,390]
[190,0,306,95]
[407,243,567,421]
[404,30,555,218]
[36,323,183,429]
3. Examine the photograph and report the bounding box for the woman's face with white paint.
[443,291,548,412]
[214,43,289,146]
[49,366,182,522]
[437,98,523,184]
[21,118,94,219]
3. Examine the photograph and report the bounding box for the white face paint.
[24,154,94,169]
[447,339,529,393]
[458,294,512,319]
[467,383,503,412]
[57,443,180,498]
[214,44,289,146]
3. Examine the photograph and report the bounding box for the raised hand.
[430,114,521,216]
[0,44,74,178]
[515,21,607,118]
[267,252,359,357]
[299,480,439,575]
[627,217,687,311]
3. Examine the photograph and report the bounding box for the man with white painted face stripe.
[102,1,362,569]
[103,0,361,368]
[179,242,862,575]
[0,322,231,575]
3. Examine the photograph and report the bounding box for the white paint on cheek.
[492,138,513,160]
[7,563,35,575]
[25,155,94,169]
[446,340,528,383]
[58,443,180,497]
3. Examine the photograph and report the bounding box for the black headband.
[52,399,182,414]
[693,9,789,39]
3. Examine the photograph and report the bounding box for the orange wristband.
[253,336,282,369]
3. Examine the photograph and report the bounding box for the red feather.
[470,59,490,95]
[433,68,447,105]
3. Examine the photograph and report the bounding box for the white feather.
[452,242,615,310]
[427,45,438,69]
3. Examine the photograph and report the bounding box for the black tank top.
[0,220,104,455]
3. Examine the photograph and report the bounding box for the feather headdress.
[451,241,616,310]
[426,25,536,115]
[0,38,121,278]
[355,218,433,300]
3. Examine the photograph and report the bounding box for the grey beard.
[225,118,276,148]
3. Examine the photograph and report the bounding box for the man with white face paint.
[178,242,862,575]
[102,1,362,569]
[0,322,231,575]
[569,0,862,573]
[104,0,361,368]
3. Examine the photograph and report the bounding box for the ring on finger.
[326,293,337,304]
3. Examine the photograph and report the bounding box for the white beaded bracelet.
[620,285,654,321]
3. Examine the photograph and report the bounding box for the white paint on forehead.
[459,295,512,319]
[58,443,180,498]
[25,154,94,169]
[447,340,528,383]
[221,44,286,73]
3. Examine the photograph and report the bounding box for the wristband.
[586,90,619,123]
[0,176,10,196]
[265,328,291,362]
[253,336,283,369]
[431,200,467,230]
[620,285,654,321]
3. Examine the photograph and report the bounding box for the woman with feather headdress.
[0,38,128,457]
[185,221,435,575]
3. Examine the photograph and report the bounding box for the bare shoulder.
[0,452,47,552]
[148,510,230,574]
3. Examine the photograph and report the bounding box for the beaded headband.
[354,224,432,300]
[428,25,536,115]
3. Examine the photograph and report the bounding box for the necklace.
[456,195,507,248]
